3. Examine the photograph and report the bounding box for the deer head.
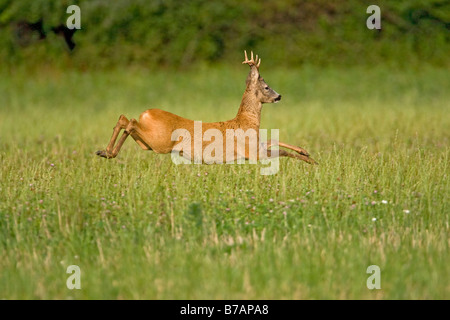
[242,51,281,104]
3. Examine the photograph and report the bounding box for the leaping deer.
[96,51,317,165]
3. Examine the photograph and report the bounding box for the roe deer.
[96,51,317,165]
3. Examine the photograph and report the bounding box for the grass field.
[0,64,448,299]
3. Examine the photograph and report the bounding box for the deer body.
[96,51,317,165]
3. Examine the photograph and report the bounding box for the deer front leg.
[264,141,318,164]
[96,114,129,158]
[266,149,317,164]
[267,140,310,157]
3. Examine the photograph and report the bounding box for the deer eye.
[264,86,269,90]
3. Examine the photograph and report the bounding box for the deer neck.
[234,89,262,129]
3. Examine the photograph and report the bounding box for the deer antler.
[242,50,261,69]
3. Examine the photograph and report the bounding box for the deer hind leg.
[129,125,152,151]
[106,119,152,158]
[96,116,152,159]
[96,114,129,158]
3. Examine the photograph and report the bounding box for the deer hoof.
[96,150,112,158]
[308,157,319,165]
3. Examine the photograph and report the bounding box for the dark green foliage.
[0,0,448,68]
[186,202,203,229]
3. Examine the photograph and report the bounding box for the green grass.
[0,65,448,299]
